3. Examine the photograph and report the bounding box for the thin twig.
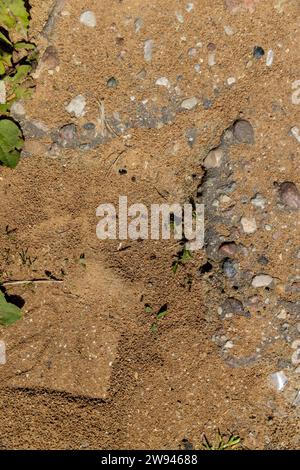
[2,279,63,287]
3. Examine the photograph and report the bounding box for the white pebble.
[175,11,184,23]
[65,95,86,118]
[10,101,26,117]
[208,52,216,67]
[134,17,143,33]
[224,25,234,36]
[155,77,171,88]
[293,391,300,406]
[186,3,194,12]
[181,97,198,110]
[194,64,201,73]
[227,77,236,86]
[292,339,300,349]
[144,39,153,62]
[290,126,300,144]
[266,49,274,66]
[80,11,97,28]
[0,81,6,104]
[291,349,300,366]
[269,371,288,392]
[251,193,266,209]
[224,340,234,349]
[0,341,6,365]
[241,217,257,234]
[203,148,224,169]
[252,274,273,288]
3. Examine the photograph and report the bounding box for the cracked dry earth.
[0,0,299,450]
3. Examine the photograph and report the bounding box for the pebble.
[291,349,300,366]
[134,17,143,33]
[10,101,26,117]
[155,77,171,88]
[290,126,300,143]
[253,46,265,58]
[279,182,300,210]
[0,81,6,104]
[175,12,184,23]
[266,49,274,66]
[0,341,6,365]
[80,11,97,28]
[181,97,198,110]
[293,391,300,407]
[241,217,257,234]
[57,124,77,148]
[144,39,154,62]
[224,340,234,349]
[107,77,118,88]
[219,242,238,257]
[203,147,223,168]
[258,255,269,265]
[252,274,273,288]
[269,371,288,392]
[233,120,255,144]
[222,298,248,318]
[291,339,300,350]
[227,77,236,86]
[65,95,86,118]
[224,25,234,36]
[251,193,266,209]
[222,259,238,278]
[186,3,194,12]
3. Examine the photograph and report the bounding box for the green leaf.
[9,63,31,83]
[0,0,29,35]
[156,309,168,320]
[0,292,23,326]
[0,31,12,46]
[150,322,158,334]
[14,41,35,50]
[144,304,152,313]
[0,119,23,168]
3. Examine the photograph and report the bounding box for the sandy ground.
[0,0,299,449]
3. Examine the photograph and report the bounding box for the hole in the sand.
[199,261,213,274]
[5,293,25,309]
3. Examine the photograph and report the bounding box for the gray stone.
[252,274,273,288]
[222,259,238,278]
[144,39,154,62]
[203,147,223,168]
[269,371,288,392]
[0,341,6,365]
[279,182,300,210]
[181,97,198,110]
[65,95,86,118]
[233,120,255,144]
[80,11,97,28]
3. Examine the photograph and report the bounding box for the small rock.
[222,259,238,278]
[258,255,269,265]
[155,77,171,88]
[293,391,300,406]
[134,17,143,33]
[290,126,300,143]
[253,46,265,58]
[266,49,274,66]
[279,182,300,210]
[0,81,6,104]
[203,147,224,168]
[186,3,194,12]
[144,39,154,62]
[203,98,213,109]
[224,340,234,349]
[252,274,273,288]
[224,25,234,36]
[10,101,26,118]
[241,217,257,234]
[80,11,97,28]
[227,77,236,86]
[219,242,238,257]
[181,97,198,110]
[291,339,300,350]
[41,46,60,70]
[56,124,78,148]
[107,77,118,88]
[251,193,266,209]
[221,298,249,318]
[269,371,288,392]
[65,95,86,118]
[291,349,300,366]
[233,120,255,144]
[0,340,6,365]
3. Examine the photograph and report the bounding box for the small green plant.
[147,303,168,334]
[0,0,36,168]
[172,246,193,274]
[202,430,241,451]
[0,291,23,326]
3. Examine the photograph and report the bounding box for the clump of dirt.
[0,0,299,450]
